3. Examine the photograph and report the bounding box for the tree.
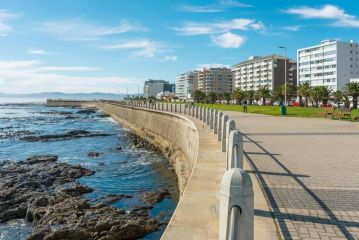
[346,82,359,109]
[223,92,231,104]
[253,92,261,104]
[317,86,332,105]
[332,90,343,108]
[233,88,245,104]
[257,86,271,106]
[194,90,205,103]
[310,86,321,107]
[207,92,218,104]
[245,90,255,105]
[279,83,297,106]
[217,93,223,104]
[342,92,350,108]
[273,87,284,104]
[297,82,311,107]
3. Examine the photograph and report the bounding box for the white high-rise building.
[297,39,359,91]
[175,71,199,99]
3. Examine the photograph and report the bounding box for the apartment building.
[175,71,199,99]
[297,39,359,91]
[143,79,175,98]
[232,55,297,91]
[197,68,233,95]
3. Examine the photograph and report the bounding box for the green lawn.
[195,103,359,120]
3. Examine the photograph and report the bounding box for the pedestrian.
[243,100,248,113]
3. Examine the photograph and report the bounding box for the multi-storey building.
[232,55,297,91]
[143,79,174,98]
[297,39,359,91]
[197,68,233,95]
[175,71,199,99]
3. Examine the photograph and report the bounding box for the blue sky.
[0,0,359,94]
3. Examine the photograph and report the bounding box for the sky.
[0,0,359,94]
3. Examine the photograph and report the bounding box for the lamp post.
[279,46,287,106]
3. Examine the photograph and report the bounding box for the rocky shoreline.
[0,155,171,240]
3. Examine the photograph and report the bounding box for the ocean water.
[0,102,179,239]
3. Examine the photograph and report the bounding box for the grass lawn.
[195,103,359,120]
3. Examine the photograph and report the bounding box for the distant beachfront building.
[198,68,233,95]
[297,39,359,91]
[175,71,199,99]
[143,79,175,98]
[232,55,297,91]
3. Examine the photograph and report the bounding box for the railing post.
[195,106,199,118]
[166,102,169,111]
[175,103,177,112]
[214,110,218,134]
[170,103,173,112]
[217,112,224,140]
[179,103,182,113]
[203,107,207,123]
[227,130,244,170]
[192,105,195,117]
[223,119,236,153]
[199,107,203,120]
[210,109,214,129]
[219,168,254,240]
[220,114,229,145]
[184,103,187,114]
[206,108,211,126]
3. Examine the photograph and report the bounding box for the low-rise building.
[198,67,232,95]
[297,39,359,91]
[232,55,297,91]
[175,71,199,99]
[143,79,175,98]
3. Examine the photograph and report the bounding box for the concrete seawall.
[94,101,198,194]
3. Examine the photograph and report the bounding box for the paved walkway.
[225,111,359,240]
[163,112,278,239]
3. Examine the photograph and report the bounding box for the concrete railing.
[125,101,254,240]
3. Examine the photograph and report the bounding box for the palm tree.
[207,92,218,104]
[257,86,271,106]
[245,90,255,105]
[193,90,205,103]
[346,82,359,109]
[274,87,284,104]
[342,92,350,108]
[317,86,332,105]
[280,83,297,106]
[332,90,343,108]
[310,86,321,107]
[297,82,311,107]
[223,92,231,104]
[253,92,261,104]
[217,93,223,104]
[233,88,245,105]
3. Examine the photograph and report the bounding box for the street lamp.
[279,46,287,106]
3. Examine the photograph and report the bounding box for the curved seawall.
[94,101,199,195]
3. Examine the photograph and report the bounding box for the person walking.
[243,100,248,113]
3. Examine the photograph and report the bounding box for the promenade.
[225,111,359,240]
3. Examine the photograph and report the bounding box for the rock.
[141,188,171,205]
[97,114,111,118]
[27,226,52,240]
[96,194,133,205]
[88,152,103,157]
[77,109,97,114]
[20,130,113,142]
[26,155,58,164]
[61,184,94,196]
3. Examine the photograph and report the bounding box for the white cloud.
[0,60,134,94]
[211,32,246,48]
[196,63,230,70]
[35,66,101,72]
[39,19,146,41]
[28,48,59,55]
[218,0,252,8]
[0,60,40,69]
[0,9,21,36]
[180,5,223,13]
[286,4,359,28]
[101,40,162,58]
[173,18,264,35]
[282,25,301,31]
[163,55,178,62]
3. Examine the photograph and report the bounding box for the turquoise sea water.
[0,101,179,239]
